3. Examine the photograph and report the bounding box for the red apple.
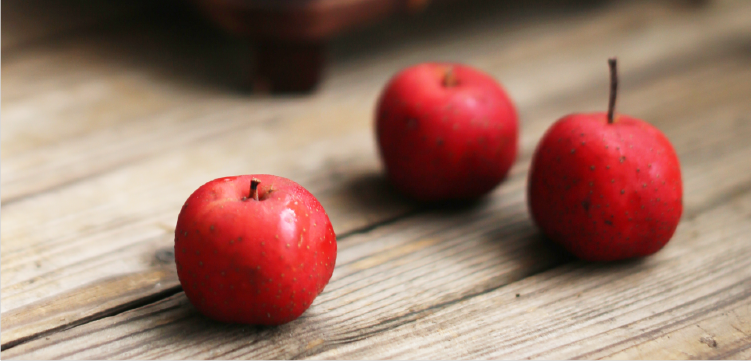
[528,58,683,261]
[174,175,337,325]
[376,63,519,201]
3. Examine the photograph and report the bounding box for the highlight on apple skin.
[174,174,337,325]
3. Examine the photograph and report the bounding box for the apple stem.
[250,178,260,201]
[443,67,457,87]
[607,57,618,124]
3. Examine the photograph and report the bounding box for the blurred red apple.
[376,63,519,201]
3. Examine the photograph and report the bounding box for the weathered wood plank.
[0,0,698,315]
[3,0,751,355]
[601,301,751,359]
[5,152,750,360]
[306,192,751,360]
[0,267,181,352]
[1,43,746,351]
[2,42,750,356]
[3,54,751,357]
[3,0,749,202]
[4,0,748,310]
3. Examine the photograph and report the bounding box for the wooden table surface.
[2,0,751,359]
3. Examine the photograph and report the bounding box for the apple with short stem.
[376,63,519,201]
[174,174,336,324]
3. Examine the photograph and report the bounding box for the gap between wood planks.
[1,0,751,354]
[3,0,749,204]
[4,157,751,359]
[305,194,751,359]
[0,0,690,311]
[0,208,425,351]
[3,3,749,280]
[4,86,736,349]
[3,68,751,357]
[3,40,751,358]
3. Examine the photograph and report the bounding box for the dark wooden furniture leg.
[254,40,325,93]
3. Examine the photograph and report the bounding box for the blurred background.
[2,0,709,93]
[3,0,746,223]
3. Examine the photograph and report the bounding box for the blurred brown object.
[191,0,708,93]
[192,0,438,92]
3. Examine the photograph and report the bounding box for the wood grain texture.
[4,9,749,348]
[602,303,751,360]
[310,192,751,360]
[4,150,750,359]
[2,0,751,357]
[4,0,750,199]
[1,267,181,350]
[4,46,751,358]
[1,0,707,315]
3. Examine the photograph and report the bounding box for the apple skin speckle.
[174,175,336,325]
[527,113,683,261]
[375,63,518,201]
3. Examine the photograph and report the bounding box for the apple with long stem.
[376,63,519,201]
[174,175,337,324]
[527,58,683,261]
